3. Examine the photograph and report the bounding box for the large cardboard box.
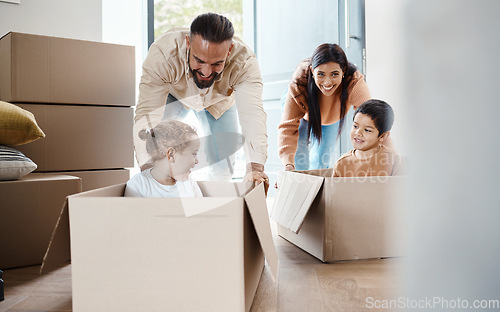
[15,104,134,171]
[272,169,408,262]
[42,182,278,312]
[60,169,130,192]
[0,173,81,269]
[0,32,135,106]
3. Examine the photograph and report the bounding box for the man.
[134,13,268,188]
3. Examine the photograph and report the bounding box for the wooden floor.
[1,212,403,312]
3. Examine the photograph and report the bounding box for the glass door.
[338,0,367,155]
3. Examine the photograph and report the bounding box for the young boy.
[332,99,402,177]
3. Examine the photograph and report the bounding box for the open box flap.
[40,199,70,274]
[197,181,254,198]
[271,171,325,233]
[40,183,126,274]
[41,182,272,275]
[244,183,279,280]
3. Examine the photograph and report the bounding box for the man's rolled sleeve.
[134,45,173,168]
[233,57,268,166]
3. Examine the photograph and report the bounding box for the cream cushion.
[0,145,37,180]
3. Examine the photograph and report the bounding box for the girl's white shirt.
[124,168,203,198]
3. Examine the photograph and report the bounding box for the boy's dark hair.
[190,13,234,43]
[354,99,395,136]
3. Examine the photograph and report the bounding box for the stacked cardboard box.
[0,174,82,269]
[0,32,135,191]
[0,32,135,269]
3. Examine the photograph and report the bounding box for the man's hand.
[244,162,269,196]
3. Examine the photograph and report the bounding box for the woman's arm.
[277,85,307,168]
[347,70,372,111]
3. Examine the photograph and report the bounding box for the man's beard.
[189,66,222,89]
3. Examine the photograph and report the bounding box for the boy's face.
[170,137,200,181]
[351,113,384,152]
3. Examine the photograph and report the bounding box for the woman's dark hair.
[190,13,234,43]
[354,99,395,136]
[301,43,357,142]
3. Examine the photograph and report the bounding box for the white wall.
[102,0,146,175]
[365,0,407,154]
[102,0,146,105]
[0,0,102,41]
[403,0,500,304]
[366,0,500,305]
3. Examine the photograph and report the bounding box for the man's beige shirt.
[134,28,267,168]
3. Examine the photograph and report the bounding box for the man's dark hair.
[354,99,395,136]
[190,13,234,43]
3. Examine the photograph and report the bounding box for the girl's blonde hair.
[138,119,198,162]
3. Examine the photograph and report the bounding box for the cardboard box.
[0,269,3,301]
[59,169,130,192]
[15,104,134,172]
[42,182,278,312]
[0,173,81,269]
[273,169,408,262]
[0,32,135,106]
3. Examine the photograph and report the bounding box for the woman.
[278,43,371,171]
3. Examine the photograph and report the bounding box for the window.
[149,0,247,180]
[153,0,243,40]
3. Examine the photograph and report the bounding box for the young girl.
[125,119,203,197]
[332,99,402,177]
